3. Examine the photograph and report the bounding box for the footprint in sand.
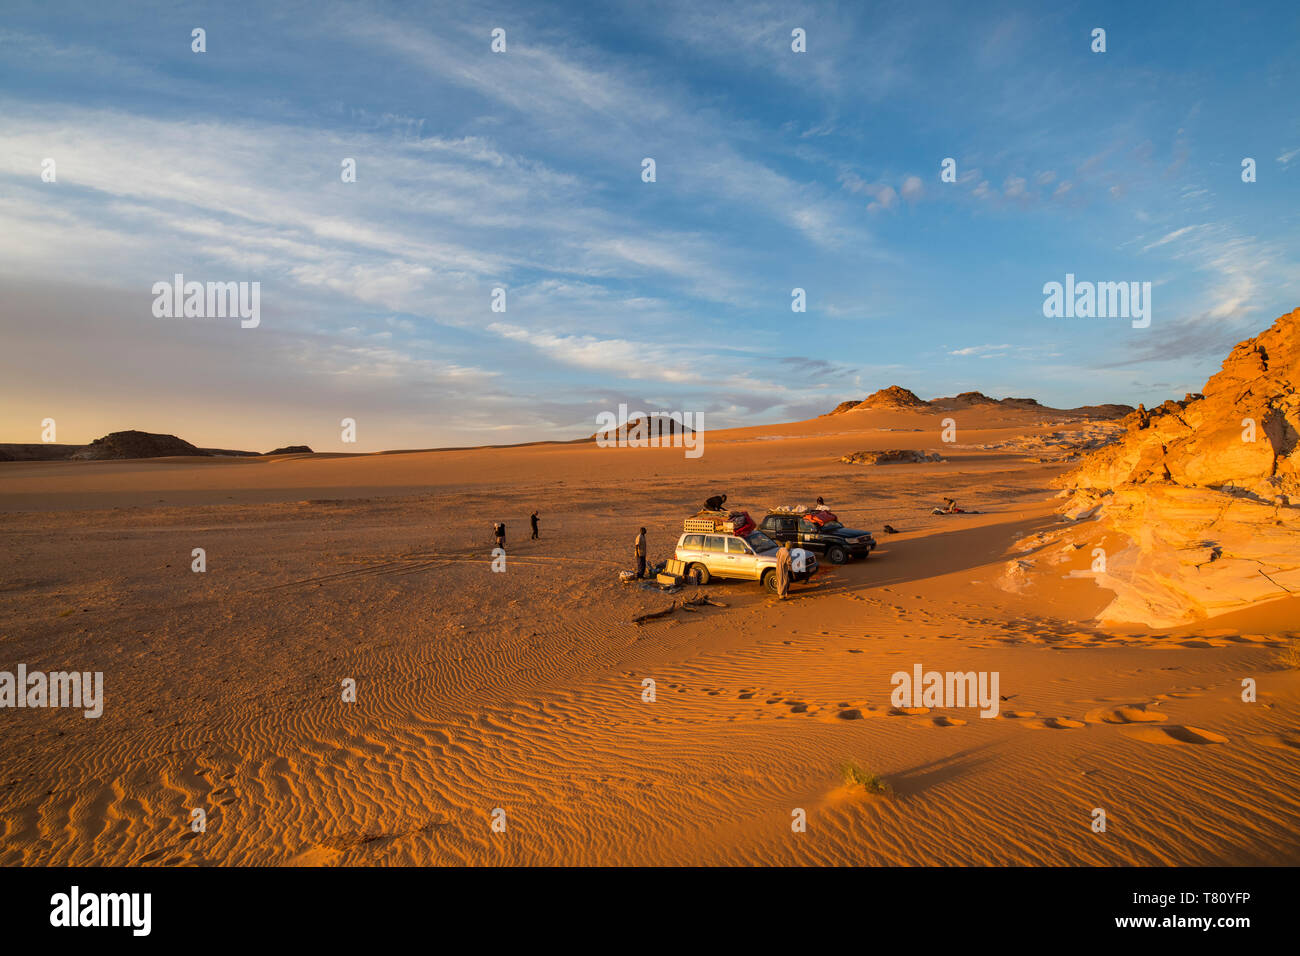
[1001,710,1038,719]
[930,716,967,727]
[1084,704,1166,724]
[889,706,931,716]
[1020,717,1086,729]
[1121,725,1229,746]
[1045,717,1086,729]
[836,703,886,720]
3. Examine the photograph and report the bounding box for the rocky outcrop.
[265,445,314,455]
[1052,307,1300,626]
[840,449,944,465]
[1065,310,1299,502]
[861,386,929,409]
[824,400,863,416]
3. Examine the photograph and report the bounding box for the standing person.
[633,527,647,579]
[494,522,506,550]
[775,541,793,599]
[530,511,540,539]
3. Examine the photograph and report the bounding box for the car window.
[684,534,704,549]
[705,535,727,552]
[746,532,779,553]
[725,537,749,554]
[780,518,797,532]
[798,519,819,532]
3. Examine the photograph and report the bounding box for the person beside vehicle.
[634,527,647,579]
[775,541,793,599]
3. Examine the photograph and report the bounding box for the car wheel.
[689,563,710,585]
[826,545,847,564]
[762,570,778,592]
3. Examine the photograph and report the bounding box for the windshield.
[745,532,780,553]
[820,521,844,532]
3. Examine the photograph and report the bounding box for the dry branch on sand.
[631,593,726,624]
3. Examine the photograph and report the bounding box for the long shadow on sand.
[888,742,1002,796]
[803,510,1063,595]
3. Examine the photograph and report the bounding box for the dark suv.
[757,513,876,564]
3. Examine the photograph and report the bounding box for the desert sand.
[2,371,1299,866]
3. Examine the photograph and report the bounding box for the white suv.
[675,531,817,592]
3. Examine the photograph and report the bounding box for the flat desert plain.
[2,405,1298,866]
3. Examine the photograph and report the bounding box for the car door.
[771,516,797,544]
[703,535,729,576]
[797,518,826,552]
[725,535,756,578]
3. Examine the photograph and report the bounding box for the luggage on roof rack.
[684,509,754,536]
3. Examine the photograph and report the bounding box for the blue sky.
[2,0,1298,451]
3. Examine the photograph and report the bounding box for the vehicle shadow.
[798,510,1064,595]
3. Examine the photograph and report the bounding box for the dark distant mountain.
[825,386,1132,420]
[72,431,210,460]
[0,431,316,461]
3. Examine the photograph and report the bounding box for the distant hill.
[824,385,1133,420]
[0,431,307,462]
[590,414,698,441]
[72,431,210,460]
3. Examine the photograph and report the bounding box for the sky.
[1,0,1298,452]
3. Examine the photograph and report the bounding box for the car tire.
[762,570,778,593]
[689,563,710,585]
[826,545,848,564]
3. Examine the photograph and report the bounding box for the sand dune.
[1,399,1298,866]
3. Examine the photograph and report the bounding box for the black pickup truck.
[757,512,876,564]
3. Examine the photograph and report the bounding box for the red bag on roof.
[805,510,838,526]
[727,511,756,536]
